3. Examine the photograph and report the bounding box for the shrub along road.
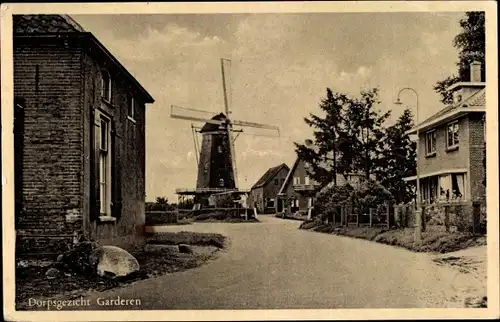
[65,216,481,309]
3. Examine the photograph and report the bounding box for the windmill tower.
[171,59,280,207]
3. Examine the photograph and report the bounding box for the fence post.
[340,205,344,227]
[414,206,422,244]
[333,206,336,227]
[369,208,374,228]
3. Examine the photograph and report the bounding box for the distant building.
[13,15,154,256]
[403,61,486,204]
[276,140,371,215]
[248,163,289,213]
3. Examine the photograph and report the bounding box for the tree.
[434,12,485,104]
[295,88,344,186]
[295,87,390,186]
[376,108,417,203]
[340,88,391,179]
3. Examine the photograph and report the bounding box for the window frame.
[446,121,459,150]
[101,69,112,103]
[97,112,113,218]
[127,94,136,123]
[425,129,436,156]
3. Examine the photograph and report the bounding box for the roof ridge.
[251,163,288,189]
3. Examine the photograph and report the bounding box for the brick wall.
[82,48,147,248]
[262,167,289,205]
[14,36,85,255]
[468,113,486,200]
[14,34,149,255]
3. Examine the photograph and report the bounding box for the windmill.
[171,58,280,207]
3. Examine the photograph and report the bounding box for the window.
[281,179,285,185]
[304,176,310,185]
[217,145,223,153]
[439,173,465,200]
[274,179,279,185]
[447,121,459,149]
[451,174,465,199]
[98,114,111,216]
[219,178,224,187]
[293,177,300,185]
[128,94,135,120]
[425,130,436,155]
[101,70,111,102]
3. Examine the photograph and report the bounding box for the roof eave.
[406,107,485,135]
[446,81,486,92]
[87,34,155,103]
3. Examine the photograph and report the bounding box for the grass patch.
[301,223,486,253]
[145,231,226,249]
[16,232,227,309]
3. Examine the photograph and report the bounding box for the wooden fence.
[322,201,391,229]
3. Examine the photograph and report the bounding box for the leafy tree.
[340,88,391,179]
[295,88,344,186]
[156,196,169,205]
[376,108,417,203]
[434,11,485,104]
[295,88,390,185]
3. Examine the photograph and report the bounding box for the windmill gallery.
[170,59,281,212]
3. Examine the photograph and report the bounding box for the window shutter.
[111,122,122,219]
[92,112,101,221]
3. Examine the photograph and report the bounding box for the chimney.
[470,61,482,82]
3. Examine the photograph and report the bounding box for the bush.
[145,211,178,225]
[314,179,393,219]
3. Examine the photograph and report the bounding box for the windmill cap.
[200,113,228,133]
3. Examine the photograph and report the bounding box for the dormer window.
[219,178,224,187]
[101,70,112,102]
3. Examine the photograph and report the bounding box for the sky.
[72,12,465,202]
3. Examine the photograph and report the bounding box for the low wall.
[147,208,254,223]
[394,200,485,234]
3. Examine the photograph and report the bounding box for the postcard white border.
[2,1,498,321]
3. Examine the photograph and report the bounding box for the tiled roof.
[419,88,486,126]
[13,14,86,33]
[252,163,289,189]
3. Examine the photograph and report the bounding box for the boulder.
[178,244,193,254]
[91,245,140,278]
[45,267,60,279]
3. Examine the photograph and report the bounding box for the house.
[13,15,155,256]
[276,140,373,215]
[403,61,486,204]
[248,163,289,213]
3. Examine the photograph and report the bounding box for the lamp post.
[394,87,421,242]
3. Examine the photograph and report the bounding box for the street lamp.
[394,87,421,242]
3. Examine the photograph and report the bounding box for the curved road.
[71,215,471,309]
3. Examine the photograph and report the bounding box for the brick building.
[276,140,372,215]
[248,163,289,213]
[403,61,486,204]
[13,15,154,256]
